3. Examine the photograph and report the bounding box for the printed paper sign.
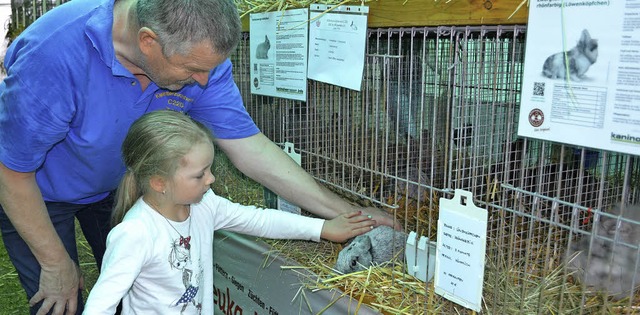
[250,9,308,101]
[307,4,368,91]
[277,142,301,215]
[518,0,640,155]
[435,190,487,312]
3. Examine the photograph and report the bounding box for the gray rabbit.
[334,226,408,273]
[542,29,598,81]
[387,81,424,141]
[255,35,270,60]
[566,203,640,300]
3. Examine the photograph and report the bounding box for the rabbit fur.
[542,29,598,81]
[566,203,640,300]
[255,35,270,59]
[334,226,408,274]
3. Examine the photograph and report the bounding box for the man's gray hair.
[135,0,241,57]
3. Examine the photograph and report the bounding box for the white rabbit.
[542,29,598,81]
[334,226,408,273]
[255,35,270,60]
[566,203,640,300]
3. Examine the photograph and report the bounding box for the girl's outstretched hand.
[320,211,376,243]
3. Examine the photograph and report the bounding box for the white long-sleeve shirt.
[84,189,324,314]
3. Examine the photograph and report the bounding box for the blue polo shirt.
[0,0,259,204]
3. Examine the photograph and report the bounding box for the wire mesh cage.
[231,24,640,313]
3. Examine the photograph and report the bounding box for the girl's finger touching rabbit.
[321,211,376,243]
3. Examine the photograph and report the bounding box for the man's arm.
[0,162,82,315]
[215,133,399,229]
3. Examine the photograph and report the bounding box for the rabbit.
[334,226,408,274]
[387,81,423,142]
[255,35,270,60]
[565,203,640,300]
[395,166,430,202]
[542,29,598,81]
[453,123,473,147]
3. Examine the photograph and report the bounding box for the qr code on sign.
[533,82,545,96]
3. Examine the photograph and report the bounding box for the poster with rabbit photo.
[249,9,308,101]
[518,0,640,156]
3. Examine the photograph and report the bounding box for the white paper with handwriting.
[435,189,487,312]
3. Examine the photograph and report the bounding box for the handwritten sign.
[435,189,487,312]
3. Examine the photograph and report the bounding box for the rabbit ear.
[360,235,373,251]
[599,217,617,232]
[580,29,591,42]
[353,234,371,252]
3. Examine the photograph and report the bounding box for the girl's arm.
[84,223,147,314]
[208,192,374,243]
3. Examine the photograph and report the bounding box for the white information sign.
[435,190,487,312]
[518,0,640,156]
[249,9,308,101]
[277,142,301,215]
[307,4,368,91]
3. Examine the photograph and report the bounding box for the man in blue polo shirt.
[0,0,395,314]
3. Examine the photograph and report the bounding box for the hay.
[264,238,436,314]
[211,149,265,206]
[259,188,446,314]
[508,0,529,20]
[258,190,640,314]
[265,235,640,314]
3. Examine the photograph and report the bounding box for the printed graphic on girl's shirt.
[168,235,203,314]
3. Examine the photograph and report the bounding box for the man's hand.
[30,258,84,315]
[321,211,376,243]
[360,206,402,230]
[0,161,83,315]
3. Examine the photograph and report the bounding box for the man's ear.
[138,27,159,56]
[149,175,167,194]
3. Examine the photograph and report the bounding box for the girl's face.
[169,141,215,205]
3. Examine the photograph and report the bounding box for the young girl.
[83,110,375,314]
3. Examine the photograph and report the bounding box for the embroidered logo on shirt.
[154,91,194,111]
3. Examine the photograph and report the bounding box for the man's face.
[140,42,226,91]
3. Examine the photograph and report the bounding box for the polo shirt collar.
[85,0,133,78]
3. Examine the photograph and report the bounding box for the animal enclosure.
[7,0,639,313]
[231,25,640,314]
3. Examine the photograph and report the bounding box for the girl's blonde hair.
[112,110,215,225]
